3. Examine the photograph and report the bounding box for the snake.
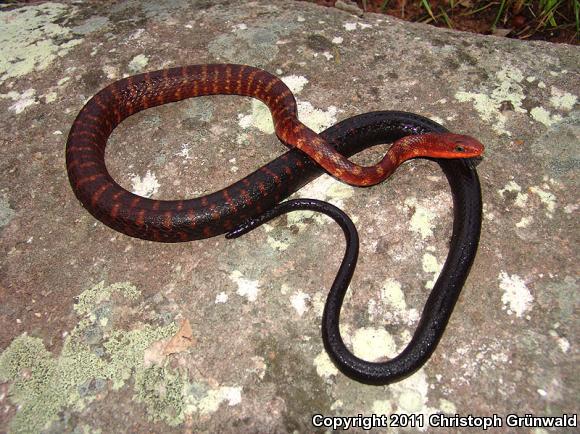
[66,64,482,243]
[66,64,484,384]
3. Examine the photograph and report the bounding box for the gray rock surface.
[0,1,578,433]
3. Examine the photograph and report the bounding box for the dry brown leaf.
[163,319,195,355]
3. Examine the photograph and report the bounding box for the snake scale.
[66,64,483,384]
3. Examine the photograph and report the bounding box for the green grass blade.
[492,0,508,30]
[379,0,392,12]
[420,0,437,22]
[440,7,453,28]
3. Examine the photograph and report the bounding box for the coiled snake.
[66,64,483,384]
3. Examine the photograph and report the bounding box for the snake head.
[421,133,485,159]
[395,132,484,162]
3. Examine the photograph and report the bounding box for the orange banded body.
[66,65,483,241]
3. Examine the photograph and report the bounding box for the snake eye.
[455,145,465,152]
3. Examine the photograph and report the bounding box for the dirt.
[309,0,579,45]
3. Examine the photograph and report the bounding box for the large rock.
[0,1,577,432]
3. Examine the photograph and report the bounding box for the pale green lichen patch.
[208,27,279,66]
[297,101,338,133]
[351,327,397,361]
[282,75,309,94]
[516,216,532,228]
[455,65,527,136]
[530,106,563,127]
[266,233,292,251]
[458,66,574,132]
[403,196,440,239]
[0,195,16,227]
[73,280,140,317]
[0,333,111,433]
[0,2,82,84]
[0,89,39,114]
[127,54,149,73]
[290,290,310,316]
[238,99,276,134]
[372,400,392,415]
[499,271,533,317]
[44,91,58,103]
[194,386,242,415]
[129,170,161,198]
[373,278,419,325]
[389,369,435,415]
[134,365,186,426]
[288,175,354,227]
[313,351,338,379]
[103,325,177,390]
[72,16,110,35]
[529,185,557,218]
[549,87,577,111]
[439,398,457,414]
[229,270,260,301]
[0,281,178,433]
[498,180,528,208]
[422,252,443,289]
